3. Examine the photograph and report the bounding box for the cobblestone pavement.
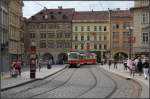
[1,64,142,98]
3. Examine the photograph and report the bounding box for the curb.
[99,67,145,97]
[1,64,68,91]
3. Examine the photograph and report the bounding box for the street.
[1,64,142,98]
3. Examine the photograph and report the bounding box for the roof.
[73,11,109,20]
[27,8,75,22]
[110,10,133,18]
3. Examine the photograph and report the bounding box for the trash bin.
[30,70,36,78]
[47,64,51,69]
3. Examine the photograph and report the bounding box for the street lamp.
[127,26,134,59]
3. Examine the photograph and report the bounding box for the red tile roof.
[73,11,109,20]
[110,10,133,18]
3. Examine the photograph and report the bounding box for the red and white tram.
[67,52,97,68]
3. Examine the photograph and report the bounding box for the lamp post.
[127,27,134,59]
[108,8,112,59]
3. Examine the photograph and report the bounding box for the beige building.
[8,0,23,62]
[110,9,133,60]
[0,0,9,72]
[130,0,149,57]
[26,7,74,64]
[72,11,110,62]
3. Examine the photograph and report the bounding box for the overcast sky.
[23,1,134,18]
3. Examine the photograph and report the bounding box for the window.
[81,26,84,31]
[116,24,119,29]
[113,41,119,48]
[104,45,107,50]
[123,22,130,29]
[104,36,107,41]
[47,40,55,48]
[113,24,119,29]
[75,45,78,49]
[94,44,97,49]
[87,26,90,31]
[99,36,101,41]
[57,33,62,38]
[104,26,107,31]
[113,32,119,39]
[123,32,129,38]
[99,44,102,50]
[40,40,46,48]
[122,41,129,48]
[75,35,78,41]
[87,43,90,49]
[30,33,35,38]
[81,36,84,41]
[75,26,78,31]
[40,33,46,38]
[142,12,149,24]
[94,26,97,31]
[87,35,90,41]
[81,44,84,50]
[99,26,101,31]
[48,33,55,38]
[142,33,149,43]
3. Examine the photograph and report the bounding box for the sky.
[23,1,134,18]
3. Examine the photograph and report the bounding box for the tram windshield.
[68,53,78,59]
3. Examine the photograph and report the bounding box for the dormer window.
[58,12,62,14]
[51,15,55,19]
[50,12,53,14]
[31,16,36,20]
[62,15,67,19]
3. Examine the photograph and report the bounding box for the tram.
[67,51,97,68]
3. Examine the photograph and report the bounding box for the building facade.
[130,0,149,57]
[8,0,23,63]
[110,9,133,60]
[26,7,74,64]
[0,0,9,72]
[72,11,110,62]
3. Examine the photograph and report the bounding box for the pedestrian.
[108,60,112,69]
[123,59,128,71]
[127,58,135,77]
[38,59,42,72]
[137,58,143,76]
[16,60,21,76]
[47,59,52,69]
[142,59,149,80]
[114,59,117,69]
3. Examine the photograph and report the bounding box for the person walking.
[123,59,128,71]
[16,60,21,76]
[47,59,52,69]
[127,58,135,77]
[137,58,143,76]
[114,59,117,69]
[142,59,149,80]
[38,59,42,72]
[108,59,112,69]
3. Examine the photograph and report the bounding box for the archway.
[42,53,54,64]
[113,52,128,61]
[57,53,68,64]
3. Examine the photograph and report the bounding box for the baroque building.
[130,0,149,57]
[26,7,74,64]
[110,9,133,60]
[8,0,24,63]
[0,0,9,72]
[72,11,110,62]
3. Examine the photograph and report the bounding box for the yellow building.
[8,0,23,61]
[110,9,133,60]
[72,11,110,62]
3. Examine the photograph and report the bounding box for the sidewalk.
[99,63,149,98]
[1,64,68,91]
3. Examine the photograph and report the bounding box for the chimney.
[58,6,62,9]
